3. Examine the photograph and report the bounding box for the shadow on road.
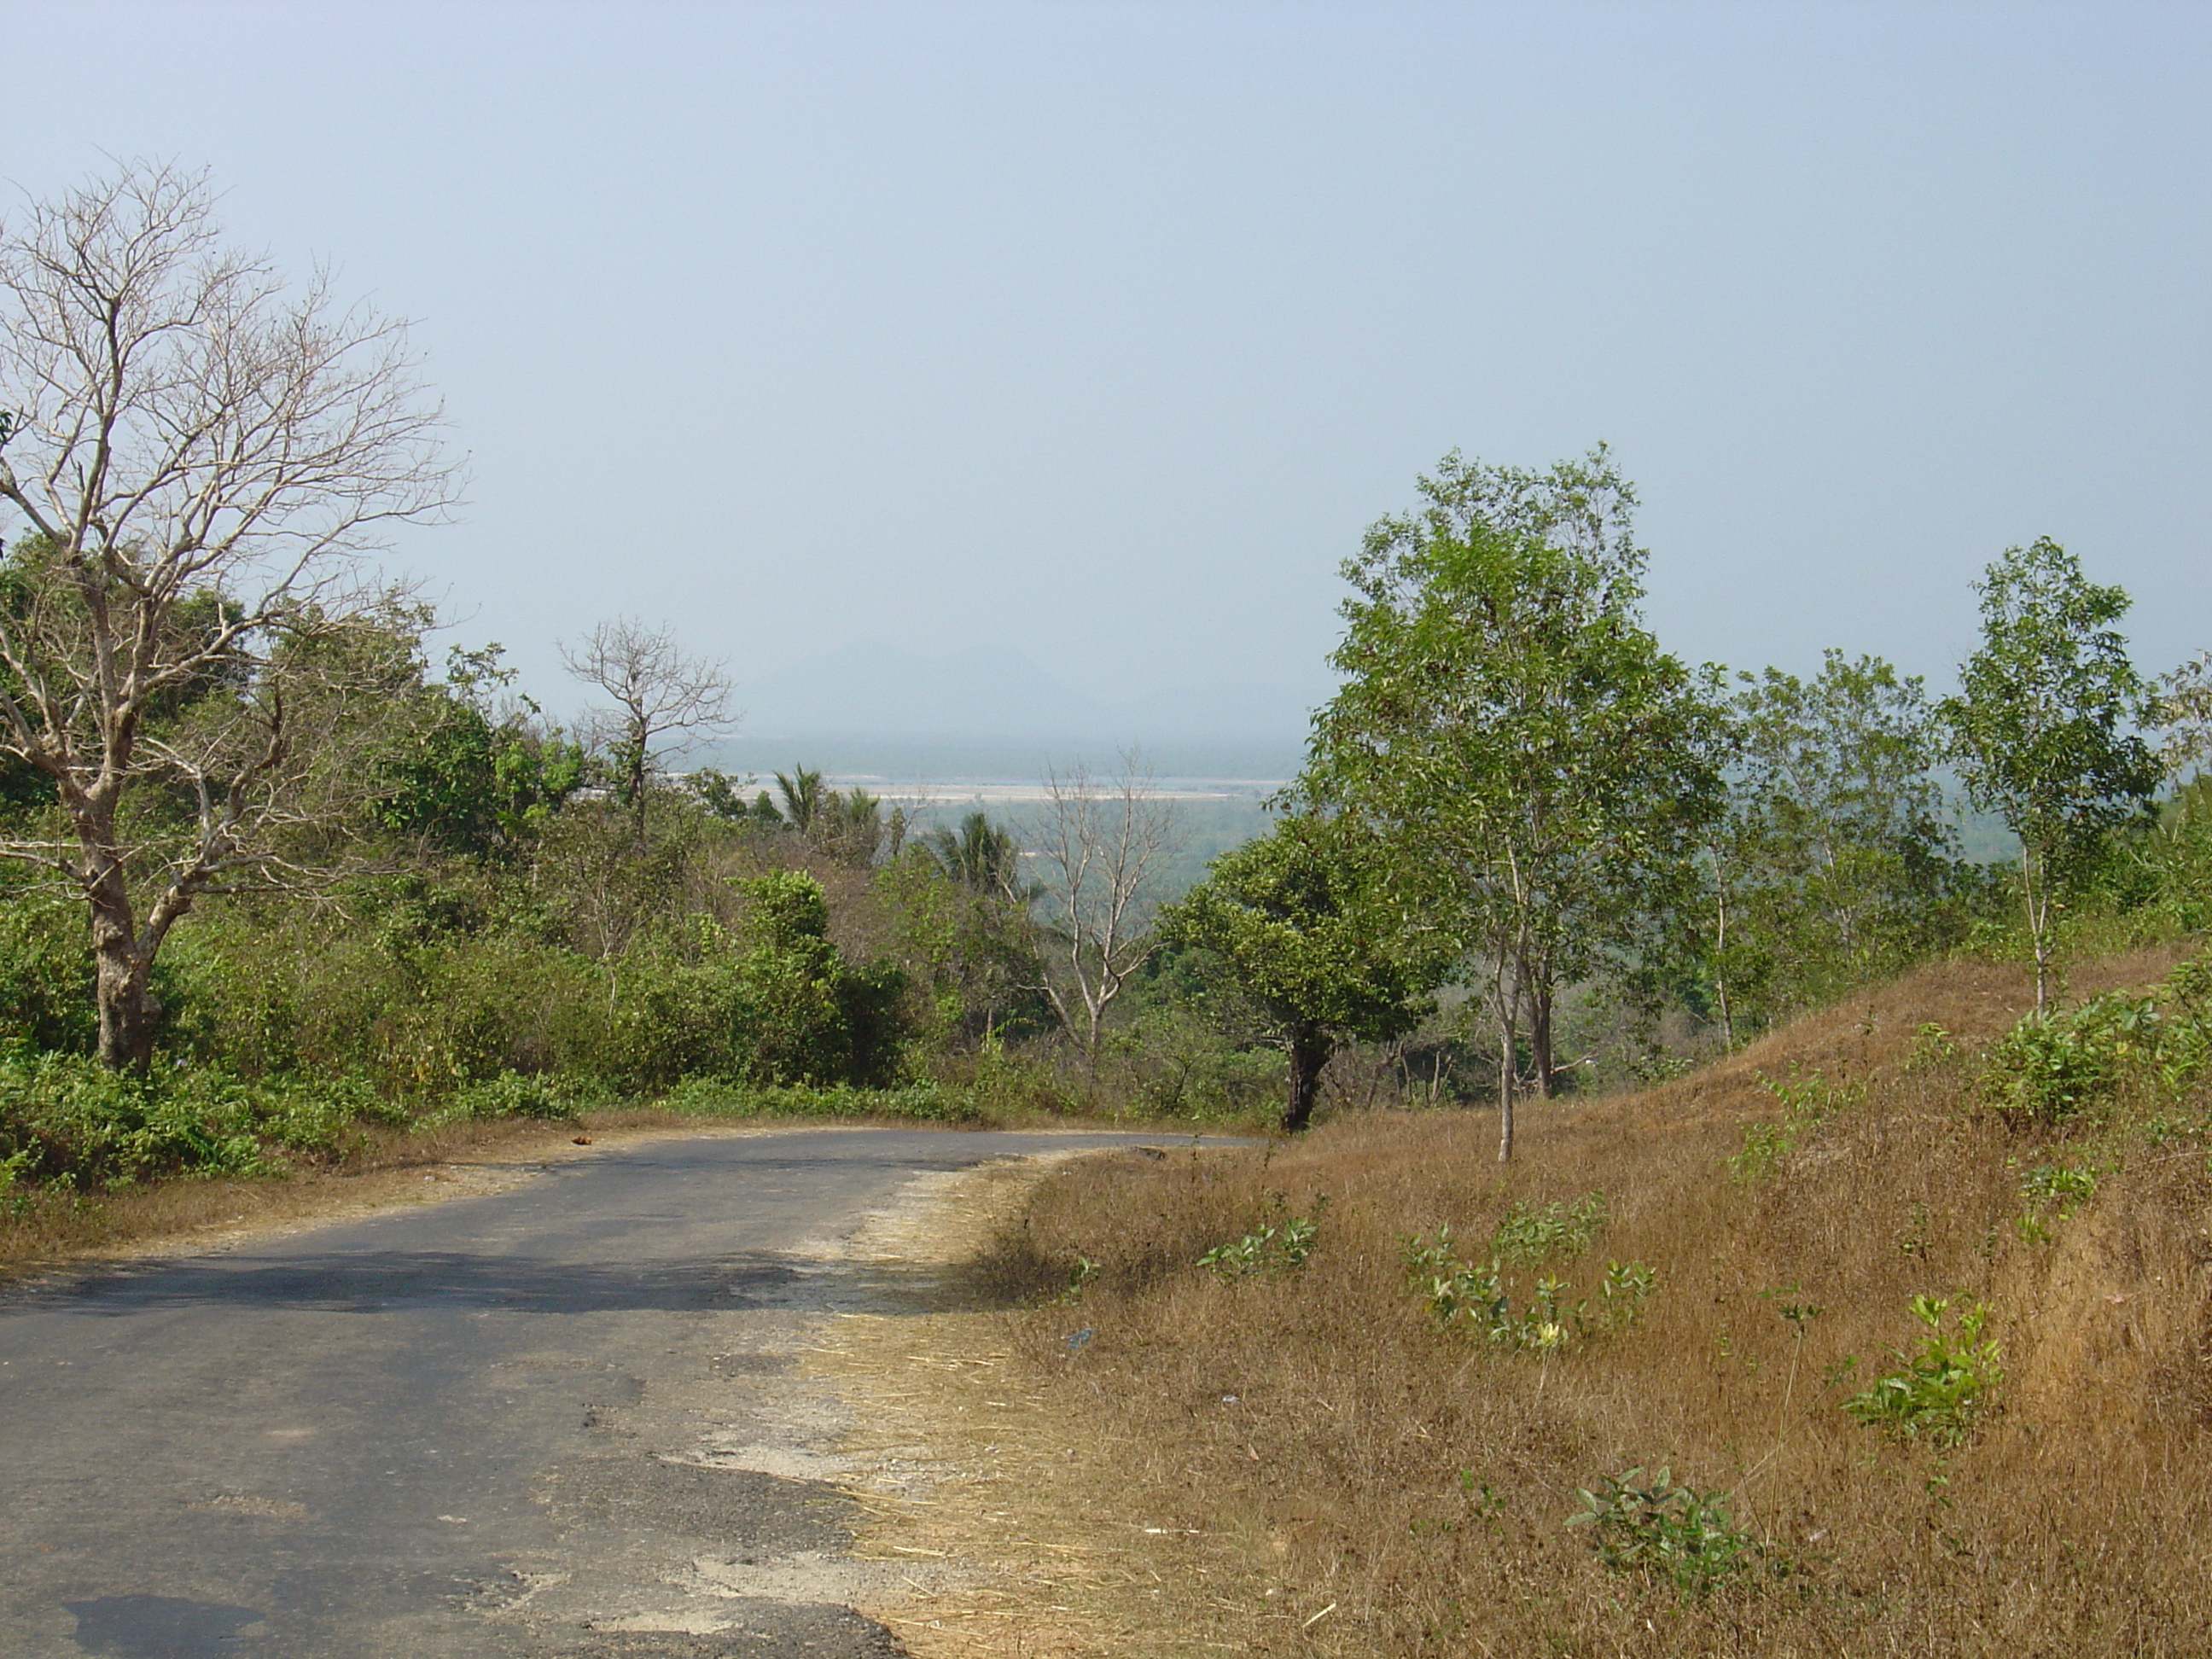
[47,1249,986,1318]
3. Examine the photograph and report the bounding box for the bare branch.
[0,160,461,1066]
[560,616,734,830]
[1027,749,1181,1065]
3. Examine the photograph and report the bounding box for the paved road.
[0,1128,1167,1658]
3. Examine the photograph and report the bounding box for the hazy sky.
[3,1,2206,719]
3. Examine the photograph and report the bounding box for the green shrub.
[1492,1190,1609,1261]
[1567,1465,1767,1596]
[1402,1226,1656,1353]
[0,894,96,1053]
[450,1070,572,1121]
[1197,1198,1324,1278]
[0,1052,407,1189]
[1842,1295,2003,1446]
[1982,992,2159,1123]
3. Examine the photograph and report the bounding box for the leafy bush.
[449,1071,573,1121]
[0,894,96,1053]
[1567,1465,1767,1596]
[1982,992,2159,1123]
[1491,1190,1609,1261]
[1198,1198,1324,1278]
[1403,1227,1656,1352]
[0,1052,407,1189]
[1842,1295,2002,1446]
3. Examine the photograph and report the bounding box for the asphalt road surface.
[0,1127,1168,1658]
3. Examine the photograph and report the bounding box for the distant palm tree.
[773,766,828,834]
[924,812,1027,903]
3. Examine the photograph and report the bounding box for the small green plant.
[1842,1295,2002,1447]
[1277,1208,1321,1269]
[2018,1161,2099,1209]
[1602,1259,1658,1311]
[1402,1229,1655,1351]
[1726,1118,1799,1185]
[1491,1190,1608,1261]
[1908,1022,1959,1070]
[1054,1252,1099,1305]
[1198,1196,1325,1278]
[2012,1160,2102,1243]
[1566,1466,1765,1595]
[1458,1468,1505,1524]
[1728,1067,1862,1183]
[1197,1227,1275,1276]
[1760,1065,1865,1119]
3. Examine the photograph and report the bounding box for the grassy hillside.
[975,945,2212,1656]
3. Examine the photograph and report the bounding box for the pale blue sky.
[3,1,2205,730]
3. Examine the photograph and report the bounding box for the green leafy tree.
[1161,813,1440,1132]
[1307,450,1726,1159]
[1708,652,1967,1040]
[370,645,585,859]
[877,813,1044,1043]
[1938,538,2162,1014]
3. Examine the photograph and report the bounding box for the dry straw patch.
[840,948,2212,1658]
[819,1148,1290,1657]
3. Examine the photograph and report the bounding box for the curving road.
[0,1127,1167,1658]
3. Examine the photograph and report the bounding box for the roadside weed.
[1403,1228,1656,1352]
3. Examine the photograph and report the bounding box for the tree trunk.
[1282,1027,1332,1133]
[90,905,160,1071]
[2023,839,2052,1017]
[1496,1006,1517,1163]
[1713,864,1737,1050]
[1529,981,1557,1100]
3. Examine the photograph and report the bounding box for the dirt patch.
[813,1146,1232,1657]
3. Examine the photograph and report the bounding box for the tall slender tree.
[1939,538,2161,1014]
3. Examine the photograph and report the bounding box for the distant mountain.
[729,643,1319,747]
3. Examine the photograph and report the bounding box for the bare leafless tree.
[0,162,460,1068]
[560,618,733,832]
[1028,752,1181,1065]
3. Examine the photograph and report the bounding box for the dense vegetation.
[3,444,2207,1200]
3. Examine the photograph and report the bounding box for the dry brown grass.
[867,946,2212,1656]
